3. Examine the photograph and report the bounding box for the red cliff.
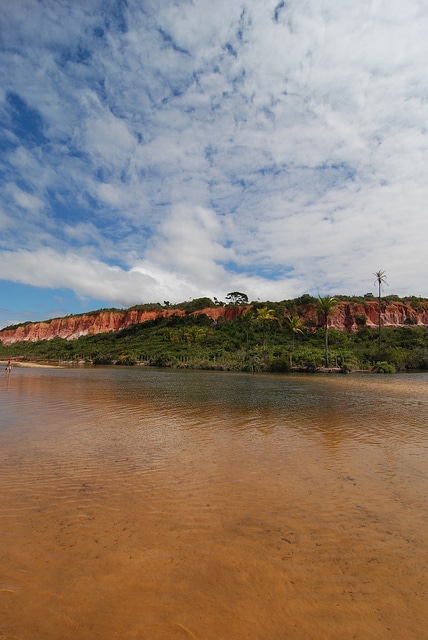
[301,300,428,331]
[0,300,427,345]
[0,305,247,345]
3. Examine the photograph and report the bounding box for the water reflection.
[0,367,427,639]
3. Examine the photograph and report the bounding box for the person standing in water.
[5,360,12,374]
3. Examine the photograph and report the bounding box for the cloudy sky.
[1,0,427,327]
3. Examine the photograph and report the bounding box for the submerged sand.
[0,368,427,639]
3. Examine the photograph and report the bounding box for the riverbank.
[1,359,63,368]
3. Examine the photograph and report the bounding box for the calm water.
[0,367,427,640]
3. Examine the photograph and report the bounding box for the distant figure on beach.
[5,360,12,374]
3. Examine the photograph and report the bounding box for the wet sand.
[1,360,62,368]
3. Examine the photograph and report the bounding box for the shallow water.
[0,367,427,639]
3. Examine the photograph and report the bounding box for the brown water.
[0,367,427,640]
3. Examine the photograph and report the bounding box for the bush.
[183,298,215,313]
[116,355,136,366]
[93,354,114,365]
[355,313,367,326]
[151,352,176,367]
[373,361,396,374]
[268,358,291,373]
[293,293,317,305]
[409,297,423,311]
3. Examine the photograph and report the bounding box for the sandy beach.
[1,359,62,368]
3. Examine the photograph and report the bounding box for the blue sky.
[1,0,428,328]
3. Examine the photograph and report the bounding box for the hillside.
[1,298,427,345]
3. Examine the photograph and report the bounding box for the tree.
[284,315,304,350]
[374,270,388,345]
[185,297,215,312]
[257,306,277,350]
[317,295,337,367]
[183,325,208,344]
[284,315,304,366]
[240,308,256,346]
[225,292,249,305]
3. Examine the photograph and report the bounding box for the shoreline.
[1,359,63,369]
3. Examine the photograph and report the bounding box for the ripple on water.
[0,368,427,639]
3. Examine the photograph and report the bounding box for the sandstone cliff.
[300,300,428,331]
[0,300,427,345]
[0,305,246,345]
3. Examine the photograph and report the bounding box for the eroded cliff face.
[0,300,427,345]
[0,305,246,345]
[302,300,428,331]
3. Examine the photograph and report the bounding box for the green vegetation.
[374,269,388,345]
[317,295,338,367]
[1,295,428,374]
[225,292,249,305]
[373,361,396,374]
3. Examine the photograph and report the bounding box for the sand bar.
[1,359,62,368]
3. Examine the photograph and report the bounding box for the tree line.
[1,273,428,373]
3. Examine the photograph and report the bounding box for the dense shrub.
[116,355,136,366]
[373,361,396,374]
[93,354,114,365]
[355,314,367,326]
[269,358,291,373]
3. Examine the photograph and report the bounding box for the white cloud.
[96,182,127,208]
[0,248,156,306]
[8,185,44,213]
[1,0,428,326]
[84,108,136,162]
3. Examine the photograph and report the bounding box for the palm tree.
[256,306,277,350]
[374,270,387,345]
[284,314,304,350]
[183,325,207,344]
[284,314,304,366]
[317,295,337,367]
[241,308,256,347]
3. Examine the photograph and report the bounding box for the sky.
[1,0,428,328]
